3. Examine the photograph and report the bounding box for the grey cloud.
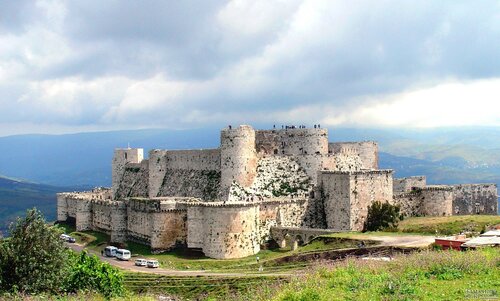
[1,0,500,133]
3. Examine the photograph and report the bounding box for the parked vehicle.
[104,246,118,257]
[116,249,131,261]
[60,234,70,241]
[147,259,159,268]
[67,236,76,243]
[134,258,147,266]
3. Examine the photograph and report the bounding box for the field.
[398,215,500,235]
[51,215,500,300]
[266,247,500,301]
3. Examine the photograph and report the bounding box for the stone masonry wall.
[158,169,220,200]
[115,160,149,199]
[420,186,453,217]
[220,125,258,198]
[393,176,427,194]
[148,149,221,198]
[320,170,393,231]
[348,170,393,231]
[452,184,498,215]
[319,172,351,230]
[148,149,168,198]
[127,198,190,250]
[329,141,378,169]
[112,148,143,198]
[150,210,187,251]
[187,203,260,259]
[255,128,328,156]
[392,192,425,217]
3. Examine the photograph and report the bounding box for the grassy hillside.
[398,215,500,235]
[265,248,500,301]
[0,175,82,235]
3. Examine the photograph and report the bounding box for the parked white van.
[147,259,159,268]
[104,246,118,257]
[134,258,147,266]
[116,249,131,261]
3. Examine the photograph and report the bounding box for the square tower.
[112,148,144,198]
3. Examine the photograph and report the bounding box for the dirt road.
[359,234,436,248]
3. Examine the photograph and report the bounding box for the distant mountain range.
[1,126,500,231]
[0,175,84,234]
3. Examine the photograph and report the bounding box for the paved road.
[67,234,434,276]
[67,243,295,277]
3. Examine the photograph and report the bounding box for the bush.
[64,251,124,299]
[364,201,401,232]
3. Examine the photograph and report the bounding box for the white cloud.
[1,1,500,135]
[323,78,500,128]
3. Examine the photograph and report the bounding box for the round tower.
[220,125,257,199]
[280,128,328,155]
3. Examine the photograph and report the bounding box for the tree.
[0,208,124,299]
[364,201,401,232]
[0,208,71,293]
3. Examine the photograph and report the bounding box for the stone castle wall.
[392,186,453,218]
[452,184,498,215]
[148,149,221,198]
[187,203,260,259]
[320,170,393,231]
[420,186,453,217]
[255,128,328,156]
[329,141,378,169]
[112,148,144,198]
[393,176,427,194]
[115,160,149,199]
[319,172,352,230]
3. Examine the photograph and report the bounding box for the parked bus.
[116,249,131,261]
[104,246,118,257]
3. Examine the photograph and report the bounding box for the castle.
[57,125,498,259]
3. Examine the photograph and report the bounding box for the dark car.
[67,236,76,243]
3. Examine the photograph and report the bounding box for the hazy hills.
[0,175,83,234]
[2,126,500,187]
[1,126,500,230]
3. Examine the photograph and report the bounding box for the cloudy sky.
[1,0,500,136]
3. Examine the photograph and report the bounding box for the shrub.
[363,201,401,232]
[64,251,124,299]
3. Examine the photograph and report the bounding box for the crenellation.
[57,125,498,259]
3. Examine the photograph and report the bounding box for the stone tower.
[111,148,144,198]
[220,125,258,199]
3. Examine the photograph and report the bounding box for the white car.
[147,259,160,268]
[135,258,147,266]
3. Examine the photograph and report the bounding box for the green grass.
[264,247,500,301]
[398,215,500,236]
[123,272,288,300]
[60,226,375,272]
